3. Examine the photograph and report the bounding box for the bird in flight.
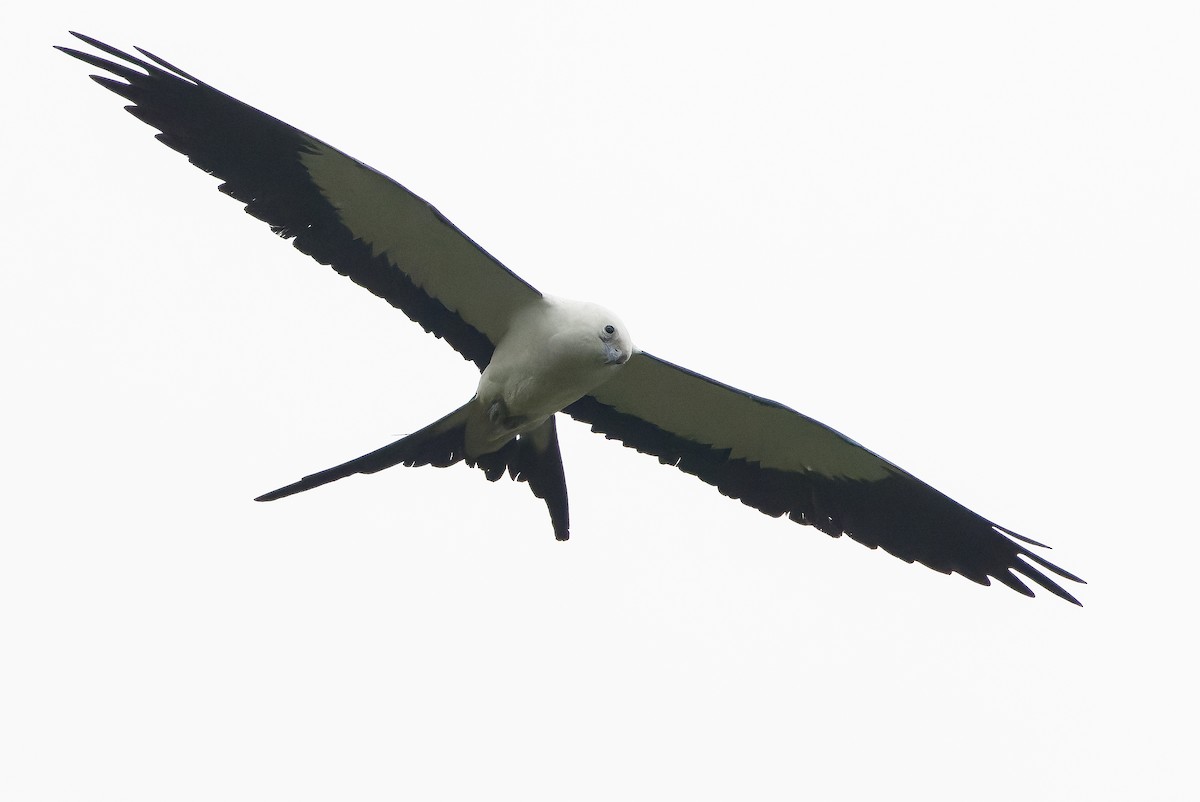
[58,33,1084,604]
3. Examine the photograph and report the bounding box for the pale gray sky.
[4,3,1197,800]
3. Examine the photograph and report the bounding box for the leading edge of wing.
[57,33,542,369]
[565,352,1084,604]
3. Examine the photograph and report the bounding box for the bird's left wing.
[57,33,541,369]
[565,352,1084,604]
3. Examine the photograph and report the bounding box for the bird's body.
[59,33,1085,603]
[252,294,630,541]
[470,297,631,457]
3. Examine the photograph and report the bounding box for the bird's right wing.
[565,352,1084,604]
[58,33,542,369]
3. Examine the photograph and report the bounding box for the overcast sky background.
[4,2,1197,800]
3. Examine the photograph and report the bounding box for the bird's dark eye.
[604,325,616,335]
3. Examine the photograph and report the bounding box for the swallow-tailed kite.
[58,33,1084,604]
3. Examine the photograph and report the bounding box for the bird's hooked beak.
[603,341,630,366]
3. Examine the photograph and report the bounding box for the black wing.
[57,33,541,370]
[566,352,1084,604]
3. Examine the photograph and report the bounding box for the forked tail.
[255,403,570,539]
